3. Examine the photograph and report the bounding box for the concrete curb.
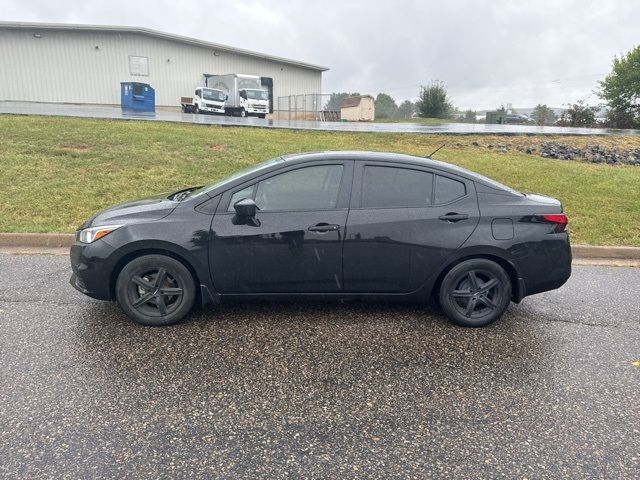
[1,233,640,261]
[0,233,74,248]
[570,244,640,260]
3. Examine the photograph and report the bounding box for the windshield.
[245,89,269,100]
[186,157,283,199]
[202,88,225,102]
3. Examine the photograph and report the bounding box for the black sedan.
[70,151,571,327]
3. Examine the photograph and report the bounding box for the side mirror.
[225,94,229,101]
[234,198,258,217]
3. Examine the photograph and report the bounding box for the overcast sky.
[3,0,639,110]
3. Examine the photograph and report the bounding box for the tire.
[258,113,266,119]
[438,259,511,328]
[115,254,196,327]
[239,108,247,118]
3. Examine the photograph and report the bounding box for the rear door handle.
[308,223,340,232]
[438,213,469,222]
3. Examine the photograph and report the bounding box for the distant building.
[340,95,375,121]
[0,21,327,109]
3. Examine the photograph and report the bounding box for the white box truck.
[180,87,226,114]
[204,74,269,118]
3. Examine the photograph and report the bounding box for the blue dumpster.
[120,82,155,113]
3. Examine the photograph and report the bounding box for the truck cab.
[182,87,226,114]
[238,88,269,118]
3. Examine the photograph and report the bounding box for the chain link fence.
[276,94,340,121]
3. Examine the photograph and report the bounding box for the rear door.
[343,161,480,293]
[209,161,353,293]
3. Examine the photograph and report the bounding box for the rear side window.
[361,166,433,208]
[435,175,466,204]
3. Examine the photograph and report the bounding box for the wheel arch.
[431,251,522,303]
[109,246,203,306]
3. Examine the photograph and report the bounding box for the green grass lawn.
[1,114,639,246]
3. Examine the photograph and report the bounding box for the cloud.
[3,0,639,109]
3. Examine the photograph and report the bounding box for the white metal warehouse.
[0,21,327,108]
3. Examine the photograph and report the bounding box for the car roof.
[280,151,521,195]
[281,150,473,180]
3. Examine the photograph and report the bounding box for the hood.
[79,193,178,230]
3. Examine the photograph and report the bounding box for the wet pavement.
[2,101,640,136]
[1,253,639,478]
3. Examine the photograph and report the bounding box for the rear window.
[435,175,466,203]
[362,166,433,208]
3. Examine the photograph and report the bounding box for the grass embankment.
[1,115,639,246]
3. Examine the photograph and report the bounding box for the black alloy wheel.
[439,259,511,327]
[115,254,196,326]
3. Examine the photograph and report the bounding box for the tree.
[557,100,598,128]
[374,93,398,118]
[531,104,557,126]
[325,92,360,112]
[396,100,415,119]
[415,81,453,118]
[463,109,477,123]
[598,45,640,128]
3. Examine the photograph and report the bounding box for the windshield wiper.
[168,186,204,201]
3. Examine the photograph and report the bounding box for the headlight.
[77,225,123,244]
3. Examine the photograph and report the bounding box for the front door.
[210,162,352,293]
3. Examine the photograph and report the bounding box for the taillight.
[538,213,568,233]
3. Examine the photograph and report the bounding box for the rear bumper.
[69,240,119,301]
[515,236,572,299]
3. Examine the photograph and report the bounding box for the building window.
[129,55,149,76]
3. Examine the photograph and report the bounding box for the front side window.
[361,166,433,208]
[228,165,344,212]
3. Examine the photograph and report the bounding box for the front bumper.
[201,105,225,113]
[247,106,268,114]
[69,240,119,301]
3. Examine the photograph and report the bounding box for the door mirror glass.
[233,197,258,217]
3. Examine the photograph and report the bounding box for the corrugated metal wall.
[0,28,322,107]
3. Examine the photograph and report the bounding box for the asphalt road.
[1,254,639,479]
[3,101,640,136]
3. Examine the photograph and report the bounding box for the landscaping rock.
[535,142,640,165]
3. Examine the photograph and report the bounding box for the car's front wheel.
[115,254,196,326]
[438,259,511,327]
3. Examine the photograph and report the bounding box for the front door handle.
[438,213,469,223]
[308,223,340,232]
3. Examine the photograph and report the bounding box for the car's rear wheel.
[438,259,511,327]
[115,254,196,326]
